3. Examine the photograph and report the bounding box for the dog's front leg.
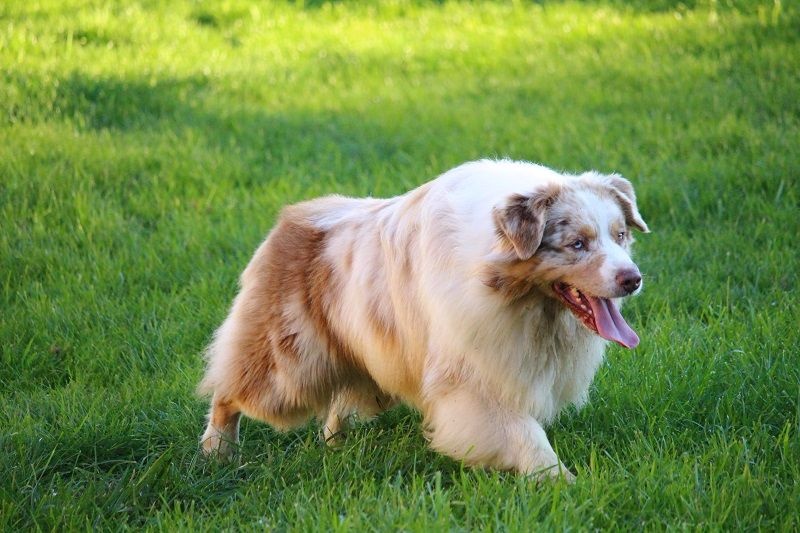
[425,387,574,481]
[510,416,576,482]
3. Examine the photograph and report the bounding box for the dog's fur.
[199,159,649,479]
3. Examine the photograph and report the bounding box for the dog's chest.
[516,308,607,420]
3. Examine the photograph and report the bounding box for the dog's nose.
[616,268,642,294]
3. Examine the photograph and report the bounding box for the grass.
[1,0,799,529]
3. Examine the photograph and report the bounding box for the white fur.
[199,159,648,480]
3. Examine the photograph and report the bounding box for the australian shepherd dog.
[199,159,649,479]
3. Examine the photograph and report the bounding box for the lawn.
[1,0,799,529]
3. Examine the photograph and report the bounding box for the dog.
[198,159,649,479]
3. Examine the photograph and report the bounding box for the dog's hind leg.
[322,386,396,446]
[424,387,574,481]
[201,395,242,459]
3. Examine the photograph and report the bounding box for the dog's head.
[490,172,649,348]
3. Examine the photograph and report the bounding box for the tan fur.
[199,160,648,480]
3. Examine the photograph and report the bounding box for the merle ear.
[493,187,557,260]
[604,174,650,233]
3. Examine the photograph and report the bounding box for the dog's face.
[491,173,649,348]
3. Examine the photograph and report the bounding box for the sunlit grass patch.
[1,0,799,529]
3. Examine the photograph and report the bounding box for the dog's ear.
[602,174,650,233]
[493,187,558,260]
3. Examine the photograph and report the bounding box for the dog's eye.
[617,231,626,242]
[571,239,585,250]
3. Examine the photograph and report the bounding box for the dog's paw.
[321,424,347,448]
[528,463,576,484]
[200,429,237,461]
[556,468,577,484]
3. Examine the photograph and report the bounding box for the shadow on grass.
[24,71,434,190]
[283,0,736,13]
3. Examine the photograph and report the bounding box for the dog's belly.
[317,203,430,406]
[324,277,429,407]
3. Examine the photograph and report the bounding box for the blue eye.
[571,239,584,250]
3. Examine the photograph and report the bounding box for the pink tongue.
[586,296,640,349]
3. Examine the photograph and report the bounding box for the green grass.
[2,0,799,529]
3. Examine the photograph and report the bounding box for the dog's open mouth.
[553,282,640,349]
